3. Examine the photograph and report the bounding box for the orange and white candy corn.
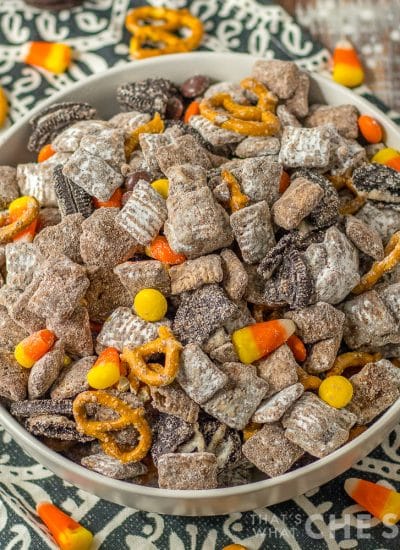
[37,501,93,550]
[232,319,295,364]
[23,42,72,74]
[333,40,365,88]
[344,478,400,525]
[87,347,121,390]
[14,329,56,368]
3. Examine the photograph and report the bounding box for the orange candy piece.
[344,478,400,525]
[184,100,200,123]
[14,329,56,368]
[287,334,307,362]
[232,319,296,364]
[38,144,56,163]
[93,187,123,208]
[146,235,186,265]
[358,115,383,144]
[279,170,290,194]
[37,501,93,550]
[23,42,72,74]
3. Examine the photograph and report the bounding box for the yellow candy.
[318,375,353,408]
[333,64,364,88]
[14,344,35,369]
[133,288,168,322]
[87,362,120,390]
[151,178,169,199]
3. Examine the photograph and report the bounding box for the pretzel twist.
[326,351,382,377]
[73,390,152,463]
[120,326,182,387]
[0,196,40,244]
[352,231,400,294]
[126,7,203,59]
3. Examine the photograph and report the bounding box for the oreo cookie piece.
[293,169,340,228]
[116,78,179,117]
[150,412,194,466]
[10,399,73,417]
[164,119,233,157]
[28,102,97,152]
[352,163,400,204]
[53,164,94,218]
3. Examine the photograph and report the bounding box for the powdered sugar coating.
[243,423,304,477]
[177,343,228,404]
[282,392,357,458]
[116,180,167,246]
[252,383,304,423]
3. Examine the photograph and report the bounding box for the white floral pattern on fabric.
[0,1,399,549]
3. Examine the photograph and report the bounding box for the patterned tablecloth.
[0,1,400,549]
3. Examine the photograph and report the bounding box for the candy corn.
[14,329,56,368]
[145,235,186,265]
[332,40,364,88]
[93,187,123,208]
[23,42,72,74]
[36,501,93,550]
[87,347,121,390]
[151,178,169,199]
[372,147,400,171]
[286,334,307,362]
[9,196,38,243]
[38,144,56,163]
[0,86,8,128]
[344,478,400,525]
[358,115,383,144]
[232,319,296,364]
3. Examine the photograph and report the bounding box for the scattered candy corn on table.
[1,2,400,549]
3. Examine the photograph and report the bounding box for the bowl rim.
[1,50,399,501]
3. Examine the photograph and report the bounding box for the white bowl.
[1,52,399,516]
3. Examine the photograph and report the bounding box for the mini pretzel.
[392,358,400,368]
[352,231,400,294]
[0,196,40,244]
[199,93,280,137]
[126,7,203,59]
[329,175,366,216]
[125,6,181,33]
[124,112,164,159]
[326,351,382,377]
[120,326,182,387]
[296,366,321,391]
[222,169,249,212]
[73,390,152,463]
[240,77,278,112]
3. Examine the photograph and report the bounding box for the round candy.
[180,74,210,98]
[318,375,353,408]
[358,115,383,144]
[134,288,168,322]
[151,178,169,199]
